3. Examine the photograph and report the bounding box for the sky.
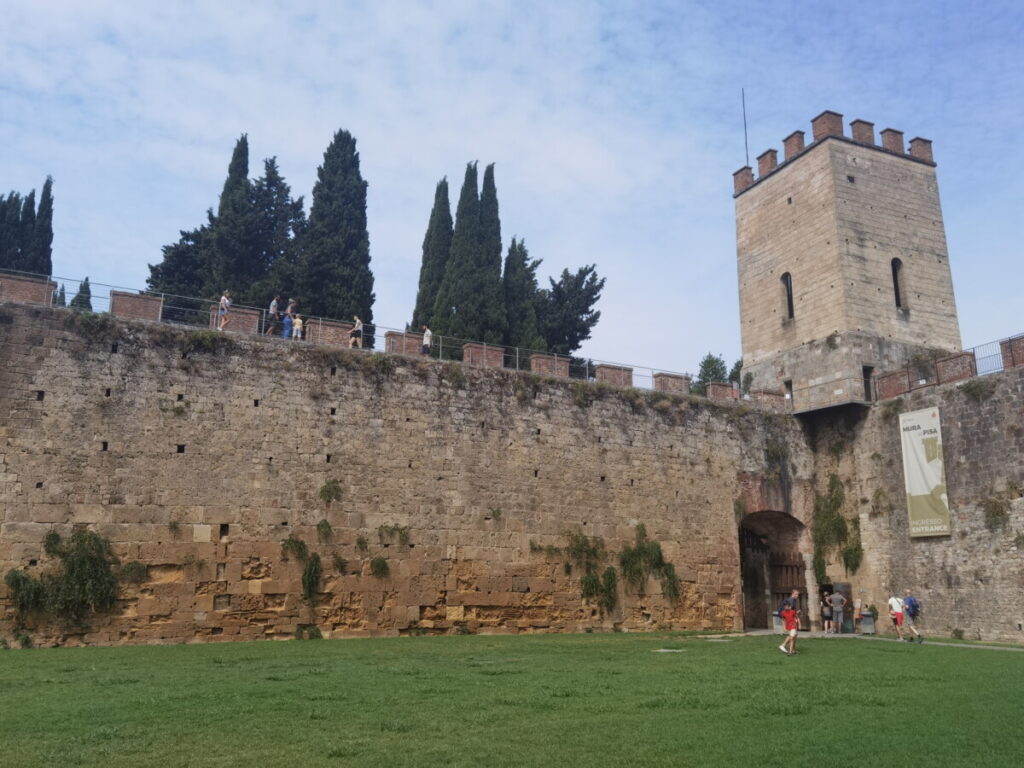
[2,1,1022,376]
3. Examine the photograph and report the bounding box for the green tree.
[211,135,258,300]
[69,277,93,311]
[19,191,36,271]
[535,265,605,356]
[32,177,54,275]
[502,238,545,353]
[432,163,482,342]
[148,215,217,301]
[297,129,375,328]
[476,163,506,342]
[692,353,728,396]
[250,157,306,303]
[728,359,742,385]
[55,284,66,307]
[410,178,453,330]
[0,192,22,270]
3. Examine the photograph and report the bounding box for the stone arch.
[738,510,806,629]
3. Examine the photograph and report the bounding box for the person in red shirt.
[779,606,800,656]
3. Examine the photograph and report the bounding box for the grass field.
[2,633,1022,767]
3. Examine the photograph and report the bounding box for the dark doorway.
[738,510,806,629]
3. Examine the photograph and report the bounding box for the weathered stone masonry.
[0,304,816,645]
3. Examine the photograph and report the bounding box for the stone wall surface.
[0,304,816,646]
[805,367,1024,642]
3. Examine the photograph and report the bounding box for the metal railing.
[0,268,695,390]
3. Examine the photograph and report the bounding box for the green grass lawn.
[2,633,1022,767]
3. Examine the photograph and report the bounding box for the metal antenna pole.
[742,88,750,167]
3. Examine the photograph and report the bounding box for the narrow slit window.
[781,272,795,319]
[891,258,905,308]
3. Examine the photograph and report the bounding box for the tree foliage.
[502,238,545,353]
[692,353,728,396]
[411,178,453,329]
[536,265,605,356]
[0,177,54,274]
[69,277,93,312]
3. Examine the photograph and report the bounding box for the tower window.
[891,258,905,308]
[781,272,795,319]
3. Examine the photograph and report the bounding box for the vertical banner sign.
[898,407,951,537]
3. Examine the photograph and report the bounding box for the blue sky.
[2,1,1022,374]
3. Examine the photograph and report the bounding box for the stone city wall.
[0,303,815,646]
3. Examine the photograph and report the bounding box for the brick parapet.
[594,364,633,387]
[110,291,163,322]
[653,373,690,394]
[384,331,425,356]
[0,273,56,305]
[462,342,504,368]
[529,354,569,377]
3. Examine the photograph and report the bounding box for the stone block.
[462,342,504,368]
[192,524,212,542]
[110,291,163,322]
[529,354,569,378]
[594,364,632,387]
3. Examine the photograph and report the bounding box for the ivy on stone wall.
[812,473,861,583]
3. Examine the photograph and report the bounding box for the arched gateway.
[738,511,806,629]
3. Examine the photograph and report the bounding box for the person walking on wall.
[820,591,834,634]
[902,589,924,643]
[887,593,906,641]
[421,325,432,356]
[829,589,848,634]
[282,309,293,340]
[217,290,231,331]
[349,315,363,348]
[292,314,303,341]
[265,294,280,336]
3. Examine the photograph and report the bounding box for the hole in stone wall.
[101,441,108,451]
[847,175,855,183]
[630,479,635,486]
[219,524,229,541]
[330,367,337,376]
[177,393,184,401]
[787,197,792,204]
[36,390,44,401]
[176,444,186,453]
[281,521,288,527]
[110,343,119,353]
[28,559,38,566]
[105,388,111,397]
[535,428,541,435]
[253,399,260,407]
[600,475,606,482]
[268,457,273,463]
[326,454,332,463]
[534,469,539,477]
[35,481,43,488]
[330,407,336,415]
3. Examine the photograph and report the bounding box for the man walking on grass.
[888,593,906,641]
[902,589,924,643]
[778,589,800,656]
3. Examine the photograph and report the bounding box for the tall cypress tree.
[250,157,306,303]
[298,129,375,327]
[476,163,506,342]
[502,238,545,353]
[19,191,36,272]
[0,193,21,270]
[410,178,453,330]
[432,163,481,342]
[32,177,54,275]
[212,135,257,300]
[55,284,66,307]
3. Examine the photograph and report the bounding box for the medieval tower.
[733,110,962,412]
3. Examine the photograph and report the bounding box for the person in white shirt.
[887,594,906,641]
[421,325,432,355]
[217,290,231,331]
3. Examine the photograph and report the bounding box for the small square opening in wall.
[35,481,43,489]
[28,559,37,566]
[326,454,332,463]
[101,441,109,452]
[330,366,337,376]
[177,393,184,402]
[110,343,119,353]
[219,524,229,541]
[105,388,111,397]
[787,197,792,204]
[36,390,44,401]
[847,175,855,184]
[253,399,260,407]
[330,407,337,415]
[176,444,186,454]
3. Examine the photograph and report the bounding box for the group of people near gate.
[777,587,924,656]
[215,291,366,349]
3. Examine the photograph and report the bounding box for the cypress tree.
[432,163,481,342]
[33,177,54,275]
[69,277,93,311]
[476,164,506,342]
[212,135,258,300]
[298,129,375,328]
[410,178,453,330]
[19,191,36,272]
[250,157,306,303]
[0,193,21,270]
[55,284,66,307]
[535,265,606,356]
[502,238,545,354]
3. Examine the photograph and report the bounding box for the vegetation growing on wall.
[960,378,996,403]
[812,473,861,583]
[301,554,322,603]
[619,524,680,600]
[318,480,342,504]
[4,531,119,627]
